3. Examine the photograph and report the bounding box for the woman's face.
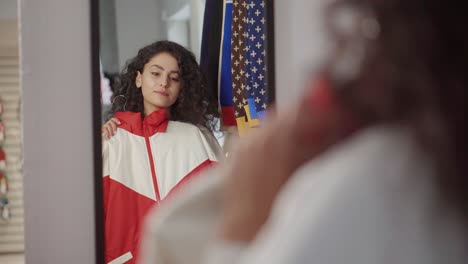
[136,52,181,115]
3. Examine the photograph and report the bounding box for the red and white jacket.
[102,110,222,264]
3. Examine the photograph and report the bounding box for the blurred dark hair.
[103,72,119,93]
[327,0,468,215]
[109,40,219,132]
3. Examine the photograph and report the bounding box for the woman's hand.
[102,117,121,140]
[219,82,355,242]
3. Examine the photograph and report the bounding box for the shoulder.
[166,121,201,133]
[248,126,465,263]
[166,121,223,160]
[282,125,431,206]
[166,121,218,141]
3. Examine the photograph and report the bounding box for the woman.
[102,40,223,264]
[138,1,468,263]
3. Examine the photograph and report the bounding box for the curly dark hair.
[109,40,220,132]
[326,0,468,217]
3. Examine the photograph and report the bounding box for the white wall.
[274,0,329,110]
[20,0,96,263]
[109,0,205,68]
[162,0,205,61]
[115,0,166,70]
[100,0,120,73]
[161,0,189,18]
[167,20,190,48]
[189,0,205,61]
[0,0,18,19]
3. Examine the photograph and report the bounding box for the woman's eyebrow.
[150,64,179,74]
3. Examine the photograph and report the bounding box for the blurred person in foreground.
[138,0,468,263]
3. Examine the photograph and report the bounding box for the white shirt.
[140,126,468,264]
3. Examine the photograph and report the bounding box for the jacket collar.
[115,109,169,137]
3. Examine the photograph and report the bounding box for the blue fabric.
[244,0,268,119]
[219,1,234,107]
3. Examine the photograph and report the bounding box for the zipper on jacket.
[143,127,161,201]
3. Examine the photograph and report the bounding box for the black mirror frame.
[90,0,105,263]
[89,1,275,263]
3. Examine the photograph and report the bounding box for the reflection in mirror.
[96,0,274,263]
[0,0,24,263]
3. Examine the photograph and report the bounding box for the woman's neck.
[143,104,160,117]
[143,106,170,119]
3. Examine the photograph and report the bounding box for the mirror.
[94,0,275,263]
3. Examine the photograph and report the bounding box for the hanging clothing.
[230,0,269,135]
[0,148,8,221]
[0,149,5,171]
[200,0,224,115]
[231,0,250,131]
[218,0,237,126]
[200,0,271,136]
[0,122,4,145]
[244,0,268,122]
[102,109,223,264]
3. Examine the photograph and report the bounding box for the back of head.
[326,0,468,217]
